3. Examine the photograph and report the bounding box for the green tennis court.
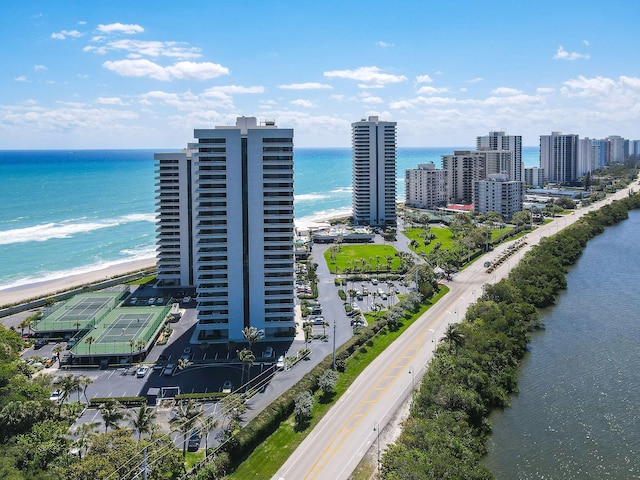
[34,291,126,333]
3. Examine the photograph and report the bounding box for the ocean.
[0,147,540,290]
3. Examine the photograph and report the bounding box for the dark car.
[34,339,48,349]
[187,429,201,451]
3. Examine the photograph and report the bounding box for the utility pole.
[332,318,336,370]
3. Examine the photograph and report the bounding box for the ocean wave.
[0,214,157,246]
[294,206,353,228]
[0,248,157,291]
[330,186,352,194]
[294,193,329,202]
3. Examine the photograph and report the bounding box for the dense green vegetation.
[380,192,640,479]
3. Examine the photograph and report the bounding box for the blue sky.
[2,0,639,149]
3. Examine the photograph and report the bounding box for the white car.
[136,366,149,378]
[276,355,285,370]
[49,390,63,402]
[222,380,233,393]
[147,297,156,305]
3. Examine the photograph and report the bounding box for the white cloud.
[291,99,317,108]
[34,65,47,71]
[85,39,202,60]
[102,59,229,81]
[491,87,523,96]
[324,66,407,87]
[415,74,433,84]
[377,41,394,48]
[14,76,29,82]
[561,75,616,97]
[279,82,333,90]
[96,97,128,105]
[554,46,590,61]
[417,85,449,95]
[583,39,590,46]
[203,85,264,94]
[360,94,384,104]
[467,77,483,83]
[389,100,415,110]
[51,29,83,40]
[97,23,144,35]
[78,21,87,25]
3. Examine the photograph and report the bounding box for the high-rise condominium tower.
[476,131,523,181]
[154,117,295,343]
[351,116,397,226]
[540,131,578,183]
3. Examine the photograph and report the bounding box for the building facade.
[442,150,488,204]
[474,174,524,221]
[155,117,295,343]
[351,116,397,226]
[524,166,545,188]
[540,132,579,184]
[476,131,523,181]
[404,162,447,209]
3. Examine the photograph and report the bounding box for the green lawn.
[323,244,401,274]
[402,226,455,254]
[230,287,450,478]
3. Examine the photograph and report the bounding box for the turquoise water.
[484,211,640,478]
[0,147,539,289]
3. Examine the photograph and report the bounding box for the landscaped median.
[211,287,449,479]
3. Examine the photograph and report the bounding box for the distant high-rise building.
[607,135,625,163]
[540,132,579,183]
[442,150,488,204]
[405,163,447,209]
[477,131,523,181]
[577,137,595,177]
[474,174,524,221]
[154,117,295,343]
[351,116,397,226]
[524,167,545,188]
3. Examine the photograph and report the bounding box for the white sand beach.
[0,258,156,308]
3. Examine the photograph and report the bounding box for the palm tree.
[241,326,264,353]
[78,375,93,403]
[128,338,136,355]
[72,421,100,459]
[199,415,216,456]
[237,348,255,389]
[443,323,465,352]
[52,343,63,362]
[53,373,80,413]
[84,335,95,355]
[173,399,201,457]
[19,317,33,337]
[100,399,128,433]
[130,406,157,441]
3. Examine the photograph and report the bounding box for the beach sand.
[0,258,157,308]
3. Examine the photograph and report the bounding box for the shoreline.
[0,257,157,308]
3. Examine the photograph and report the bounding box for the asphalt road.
[275,186,638,480]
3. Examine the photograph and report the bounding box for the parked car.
[276,355,285,370]
[156,297,164,305]
[163,363,175,376]
[187,429,201,451]
[311,316,325,325]
[130,297,138,305]
[221,380,233,393]
[147,297,156,305]
[182,296,192,303]
[136,366,149,378]
[49,390,63,402]
[33,339,48,349]
[181,347,192,360]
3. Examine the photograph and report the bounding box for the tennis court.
[34,291,126,333]
[71,305,170,356]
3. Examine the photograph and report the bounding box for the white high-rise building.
[405,163,447,209]
[474,174,524,221]
[540,132,579,184]
[607,135,625,163]
[524,167,545,188]
[441,150,488,204]
[477,131,523,181]
[351,116,397,226]
[155,117,295,343]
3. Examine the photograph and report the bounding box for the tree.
[72,421,100,459]
[53,373,80,414]
[78,375,93,403]
[511,210,532,226]
[199,415,216,456]
[237,348,255,390]
[84,335,95,355]
[174,399,201,457]
[318,369,338,395]
[99,400,128,433]
[241,326,264,353]
[129,405,157,441]
[293,390,314,427]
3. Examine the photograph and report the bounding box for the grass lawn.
[324,244,401,274]
[403,226,513,256]
[230,287,450,479]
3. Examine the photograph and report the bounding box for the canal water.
[484,210,640,479]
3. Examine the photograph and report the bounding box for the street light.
[373,421,380,470]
